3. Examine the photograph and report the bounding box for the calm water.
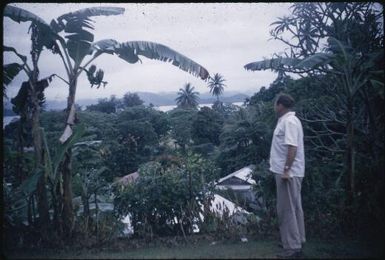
[155,102,244,112]
[3,116,19,128]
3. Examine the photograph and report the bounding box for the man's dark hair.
[276,94,295,108]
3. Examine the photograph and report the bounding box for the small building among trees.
[214,165,258,211]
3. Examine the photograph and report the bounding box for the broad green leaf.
[92,40,210,80]
[328,37,349,62]
[244,57,298,71]
[58,6,125,21]
[65,30,94,42]
[52,7,125,63]
[4,46,27,63]
[4,7,61,55]
[67,40,92,64]
[361,50,384,71]
[3,63,23,86]
[53,7,125,34]
[11,75,55,114]
[95,166,109,176]
[370,79,384,99]
[294,53,334,69]
[18,170,43,197]
[11,81,30,114]
[91,39,119,54]
[4,5,50,28]
[93,39,211,79]
[52,123,86,186]
[5,170,42,219]
[64,17,94,33]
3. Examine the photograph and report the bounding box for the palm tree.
[175,83,200,109]
[5,5,210,238]
[208,73,226,101]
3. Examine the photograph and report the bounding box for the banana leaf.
[4,45,27,63]
[244,57,299,71]
[4,63,23,86]
[91,40,210,80]
[4,5,50,28]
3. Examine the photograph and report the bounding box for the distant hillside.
[5,91,251,111]
[199,94,249,104]
[136,91,249,106]
[135,92,177,106]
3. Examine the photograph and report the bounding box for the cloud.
[3,3,293,101]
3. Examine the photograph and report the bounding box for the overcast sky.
[3,2,294,101]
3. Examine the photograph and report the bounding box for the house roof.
[210,193,250,216]
[216,165,256,185]
[114,172,139,186]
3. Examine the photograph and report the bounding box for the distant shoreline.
[4,91,251,112]
[3,102,245,128]
[154,102,244,112]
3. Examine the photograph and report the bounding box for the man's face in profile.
[274,101,284,117]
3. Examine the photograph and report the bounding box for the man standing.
[269,94,305,258]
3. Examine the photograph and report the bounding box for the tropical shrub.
[114,153,218,238]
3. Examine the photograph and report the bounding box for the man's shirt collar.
[278,111,295,123]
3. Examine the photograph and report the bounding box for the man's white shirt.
[269,111,305,177]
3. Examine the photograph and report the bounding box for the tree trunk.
[30,80,50,239]
[51,183,63,237]
[94,193,99,240]
[346,98,355,204]
[81,190,90,240]
[62,150,74,238]
[32,195,37,223]
[16,120,25,185]
[61,77,78,239]
[27,195,33,226]
[361,87,378,165]
[28,39,51,239]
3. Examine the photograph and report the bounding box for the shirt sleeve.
[284,118,299,147]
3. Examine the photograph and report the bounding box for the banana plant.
[5,4,210,237]
[5,4,210,140]
[5,5,210,142]
[4,169,42,228]
[41,125,86,192]
[4,5,119,237]
[3,9,69,233]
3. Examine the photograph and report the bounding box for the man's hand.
[282,169,291,180]
[282,145,297,180]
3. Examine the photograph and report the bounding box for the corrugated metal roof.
[216,165,256,185]
[114,172,139,186]
[210,193,250,216]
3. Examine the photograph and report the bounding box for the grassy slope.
[5,237,384,259]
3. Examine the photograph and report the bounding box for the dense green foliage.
[191,107,223,146]
[3,2,384,250]
[122,92,145,107]
[87,96,119,114]
[114,153,219,238]
[245,2,384,239]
